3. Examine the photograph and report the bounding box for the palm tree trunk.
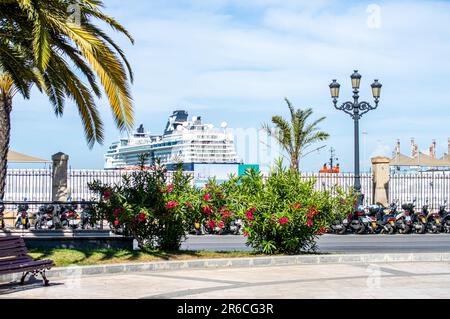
[0,96,12,200]
[290,154,299,172]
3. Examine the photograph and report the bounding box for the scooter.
[14,201,30,229]
[426,203,442,234]
[35,204,56,230]
[412,201,429,234]
[79,201,96,230]
[439,201,450,233]
[330,215,348,234]
[346,205,368,234]
[381,202,398,234]
[60,202,79,229]
[396,200,415,234]
[366,204,384,234]
[229,219,243,235]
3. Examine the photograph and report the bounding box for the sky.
[9,0,450,171]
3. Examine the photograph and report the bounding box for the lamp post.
[329,70,382,205]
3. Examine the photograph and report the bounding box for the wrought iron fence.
[7,169,450,211]
[67,169,194,201]
[299,173,373,206]
[389,172,450,210]
[4,169,52,204]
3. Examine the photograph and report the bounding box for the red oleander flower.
[218,221,225,229]
[203,205,213,216]
[167,184,174,193]
[203,193,211,201]
[138,213,147,223]
[222,210,231,218]
[187,202,192,209]
[103,192,111,200]
[248,207,256,214]
[113,208,122,217]
[114,219,120,226]
[245,211,254,220]
[165,201,179,209]
[293,203,302,210]
[307,219,314,227]
[207,220,216,228]
[318,227,328,234]
[243,231,249,237]
[279,217,289,225]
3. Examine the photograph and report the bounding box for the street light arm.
[334,101,356,118]
[357,101,378,118]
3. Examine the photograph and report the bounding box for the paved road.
[3,261,450,299]
[181,234,450,253]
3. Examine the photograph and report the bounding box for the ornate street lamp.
[329,70,382,204]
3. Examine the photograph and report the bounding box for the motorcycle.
[439,201,450,233]
[229,219,243,235]
[330,215,348,234]
[60,202,79,229]
[0,201,5,229]
[14,201,30,229]
[396,200,415,234]
[426,203,442,234]
[35,204,56,230]
[412,201,429,234]
[346,205,368,234]
[79,201,96,230]
[381,202,398,234]
[366,204,384,234]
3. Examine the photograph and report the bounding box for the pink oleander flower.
[207,220,216,228]
[203,193,211,201]
[114,219,120,226]
[138,213,147,223]
[203,205,213,216]
[307,219,314,227]
[103,191,111,200]
[165,201,179,209]
[218,221,225,229]
[279,217,289,225]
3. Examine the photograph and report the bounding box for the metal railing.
[5,169,450,210]
[389,172,450,210]
[299,172,374,206]
[4,169,52,204]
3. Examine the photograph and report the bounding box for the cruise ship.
[104,110,239,170]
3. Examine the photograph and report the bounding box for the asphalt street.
[181,234,450,253]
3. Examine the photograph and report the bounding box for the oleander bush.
[89,164,201,250]
[224,161,355,254]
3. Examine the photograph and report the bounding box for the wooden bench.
[0,236,54,286]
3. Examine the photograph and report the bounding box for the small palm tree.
[0,0,134,199]
[263,98,329,171]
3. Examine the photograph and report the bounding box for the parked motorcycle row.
[330,199,450,235]
[0,199,96,230]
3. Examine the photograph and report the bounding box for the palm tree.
[0,0,134,199]
[263,98,329,172]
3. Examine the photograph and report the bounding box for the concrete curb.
[1,252,450,283]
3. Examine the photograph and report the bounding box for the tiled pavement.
[1,262,450,299]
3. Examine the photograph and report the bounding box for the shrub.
[225,161,354,254]
[89,165,200,250]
